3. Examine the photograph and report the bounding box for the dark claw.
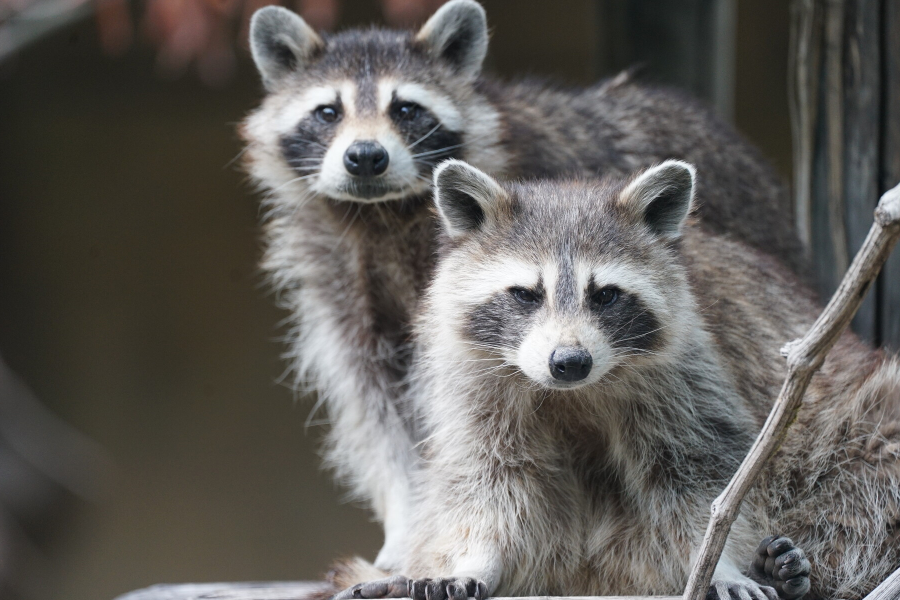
[425,578,449,600]
[409,578,429,600]
[447,583,466,600]
[749,535,811,600]
[407,577,489,600]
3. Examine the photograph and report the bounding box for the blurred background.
[0,1,794,599]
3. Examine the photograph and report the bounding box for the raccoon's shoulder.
[681,225,817,334]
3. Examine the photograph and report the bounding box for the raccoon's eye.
[315,105,340,124]
[510,287,541,307]
[394,102,422,120]
[591,287,619,308]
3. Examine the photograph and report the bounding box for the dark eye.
[511,287,540,307]
[315,105,340,124]
[395,102,421,120]
[592,287,619,307]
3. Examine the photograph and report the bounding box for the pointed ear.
[433,160,505,238]
[619,160,696,239]
[249,6,324,91]
[415,0,488,80]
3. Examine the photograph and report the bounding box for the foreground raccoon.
[328,161,894,600]
[241,0,803,568]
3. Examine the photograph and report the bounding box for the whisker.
[407,123,443,150]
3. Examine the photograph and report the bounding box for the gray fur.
[250,6,323,91]
[364,165,893,600]
[433,160,506,237]
[415,0,489,81]
[239,2,806,572]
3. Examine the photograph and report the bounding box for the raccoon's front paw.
[331,575,411,600]
[407,577,488,600]
[750,536,811,600]
[706,579,778,600]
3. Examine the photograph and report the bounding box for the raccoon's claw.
[750,535,811,600]
[331,575,411,600]
[407,577,488,600]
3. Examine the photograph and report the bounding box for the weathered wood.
[115,586,678,600]
[842,0,881,341]
[789,0,823,250]
[791,0,888,344]
[882,0,900,348]
[115,582,331,600]
[863,566,900,600]
[824,0,849,283]
[595,0,736,118]
[682,183,900,600]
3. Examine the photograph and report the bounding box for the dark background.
[0,1,790,599]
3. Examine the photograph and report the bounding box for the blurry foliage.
[0,0,447,86]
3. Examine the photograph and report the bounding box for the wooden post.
[790,0,900,346]
[595,0,736,119]
[883,0,900,348]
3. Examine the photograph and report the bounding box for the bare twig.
[682,183,900,600]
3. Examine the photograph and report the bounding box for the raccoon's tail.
[770,353,900,600]
[328,556,393,590]
[301,557,393,600]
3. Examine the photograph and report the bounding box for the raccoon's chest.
[340,201,437,349]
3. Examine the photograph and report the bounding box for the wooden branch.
[682,183,900,600]
[114,584,679,600]
[863,566,900,600]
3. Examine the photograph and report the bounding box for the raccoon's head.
[242,0,504,204]
[427,160,699,391]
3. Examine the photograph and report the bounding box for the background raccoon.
[336,160,892,600]
[240,0,804,570]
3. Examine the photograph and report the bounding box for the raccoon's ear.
[619,160,696,239]
[250,6,324,91]
[433,160,505,238]
[415,0,488,80]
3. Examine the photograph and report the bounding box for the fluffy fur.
[338,162,892,600]
[240,0,805,570]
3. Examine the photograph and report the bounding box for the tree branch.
[681,182,900,600]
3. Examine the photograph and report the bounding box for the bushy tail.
[765,353,900,599]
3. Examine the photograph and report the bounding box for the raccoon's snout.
[344,140,390,177]
[549,346,593,382]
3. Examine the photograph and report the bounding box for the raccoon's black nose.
[344,140,390,177]
[549,347,593,382]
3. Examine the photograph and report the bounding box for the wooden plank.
[864,566,900,599]
[114,587,678,600]
[115,582,331,600]
[882,0,900,348]
[842,0,881,341]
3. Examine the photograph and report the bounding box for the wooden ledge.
[114,583,678,600]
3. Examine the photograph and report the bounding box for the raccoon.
[241,0,803,569]
[327,161,893,600]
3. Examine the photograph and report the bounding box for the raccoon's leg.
[749,536,811,600]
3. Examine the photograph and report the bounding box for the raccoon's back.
[481,76,804,272]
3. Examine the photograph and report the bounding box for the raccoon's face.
[243,1,503,204]
[428,160,698,391]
